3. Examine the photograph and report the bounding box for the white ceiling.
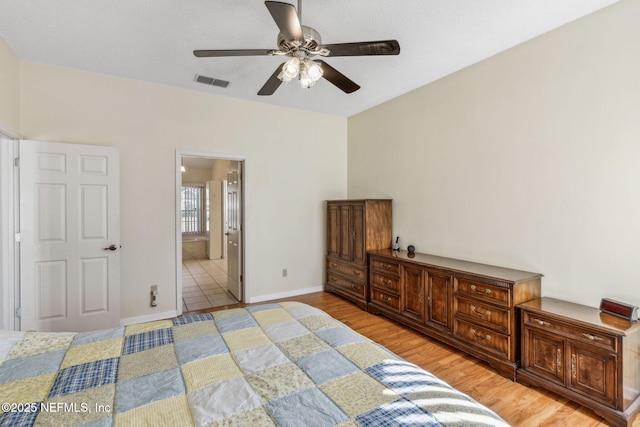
[0,0,618,117]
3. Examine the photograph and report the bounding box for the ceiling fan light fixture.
[278,57,322,89]
[299,68,313,89]
[305,59,323,82]
[279,57,300,82]
[299,59,322,89]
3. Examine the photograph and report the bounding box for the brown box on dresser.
[324,199,392,310]
[368,249,542,380]
[518,297,640,427]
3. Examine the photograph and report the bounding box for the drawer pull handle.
[331,277,338,282]
[532,318,550,326]
[582,333,602,341]
[353,270,361,276]
[330,263,338,268]
[381,294,390,302]
[351,285,360,291]
[470,305,491,317]
[470,328,491,341]
[381,264,391,270]
[470,284,491,295]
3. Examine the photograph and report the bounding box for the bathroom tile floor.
[182,258,239,312]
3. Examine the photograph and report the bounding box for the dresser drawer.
[326,259,367,283]
[326,273,366,298]
[456,278,511,307]
[370,289,400,312]
[523,311,617,352]
[455,296,510,334]
[370,258,400,277]
[370,272,400,294]
[454,318,510,359]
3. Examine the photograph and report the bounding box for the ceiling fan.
[193,0,400,96]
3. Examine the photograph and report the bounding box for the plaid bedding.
[0,302,509,426]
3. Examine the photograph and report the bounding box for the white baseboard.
[120,309,178,327]
[248,285,323,304]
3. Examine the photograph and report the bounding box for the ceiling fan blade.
[194,49,273,57]
[316,60,360,94]
[265,1,303,43]
[258,64,285,96]
[321,40,400,57]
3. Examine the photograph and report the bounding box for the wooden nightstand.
[518,297,640,427]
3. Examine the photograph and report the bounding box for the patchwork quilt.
[0,302,509,426]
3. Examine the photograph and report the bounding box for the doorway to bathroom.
[176,152,244,314]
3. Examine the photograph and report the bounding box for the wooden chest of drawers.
[368,249,542,380]
[518,298,640,427]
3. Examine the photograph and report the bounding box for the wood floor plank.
[188,291,638,426]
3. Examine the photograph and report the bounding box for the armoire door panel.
[339,205,351,261]
[327,204,340,258]
[351,204,365,265]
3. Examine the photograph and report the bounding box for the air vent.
[194,74,229,88]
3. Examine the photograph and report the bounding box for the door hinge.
[14,232,21,242]
[15,307,21,317]
[14,157,19,167]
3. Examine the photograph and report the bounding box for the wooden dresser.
[325,200,392,310]
[368,249,542,380]
[518,298,640,427]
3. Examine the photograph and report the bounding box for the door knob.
[103,244,118,251]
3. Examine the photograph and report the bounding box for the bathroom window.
[181,185,204,234]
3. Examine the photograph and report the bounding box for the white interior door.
[226,165,242,301]
[19,140,120,332]
[208,180,223,260]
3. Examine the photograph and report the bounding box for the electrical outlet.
[282,268,287,277]
[150,285,158,307]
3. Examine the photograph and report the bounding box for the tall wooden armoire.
[325,199,392,309]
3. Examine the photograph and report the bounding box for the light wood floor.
[190,291,639,427]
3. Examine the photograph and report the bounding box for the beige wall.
[182,168,213,184]
[0,37,20,134]
[348,0,640,308]
[19,62,347,319]
[211,160,231,181]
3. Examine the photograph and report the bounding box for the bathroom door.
[208,180,223,259]
[19,140,121,332]
[226,164,242,301]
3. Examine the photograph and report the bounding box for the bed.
[0,302,509,426]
